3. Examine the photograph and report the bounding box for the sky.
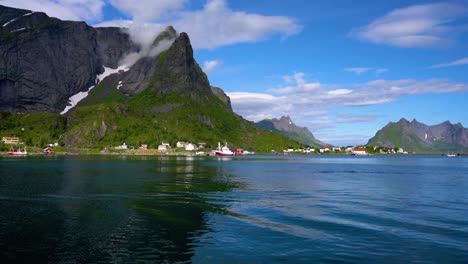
[3,0,468,145]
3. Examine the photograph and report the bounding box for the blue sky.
[4,0,468,145]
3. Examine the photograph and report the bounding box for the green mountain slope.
[367,118,468,153]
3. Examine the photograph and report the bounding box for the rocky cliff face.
[367,118,468,152]
[255,116,326,147]
[0,5,138,113]
[210,86,232,111]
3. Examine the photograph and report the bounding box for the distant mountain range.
[367,118,468,152]
[254,116,326,147]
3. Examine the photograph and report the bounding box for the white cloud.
[376,68,388,74]
[173,0,302,49]
[203,60,222,72]
[328,89,352,96]
[345,68,372,75]
[228,72,468,124]
[3,0,106,22]
[92,0,301,50]
[268,72,320,94]
[351,3,467,48]
[108,0,187,22]
[430,57,468,68]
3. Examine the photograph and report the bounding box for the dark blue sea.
[0,155,467,263]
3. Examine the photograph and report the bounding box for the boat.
[447,153,457,157]
[8,147,28,156]
[214,142,234,156]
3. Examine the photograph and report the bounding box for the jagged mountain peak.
[151,25,178,48]
[278,115,294,125]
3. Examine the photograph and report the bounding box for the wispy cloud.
[345,67,389,75]
[228,72,468,123]
[430,57,468,68]
[351,3,467,48]
[3,0,106,22]
[203,60,222,72]
[174,0,302,49]
[345,68,372,75]
[335,113,379,124]
[376,68,388,74]
[268,72,320,94]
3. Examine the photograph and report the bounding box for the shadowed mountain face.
[255,116,326,147]
[367,118,468,152]
[0,5,139,113]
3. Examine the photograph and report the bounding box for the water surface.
[0,155,467,263]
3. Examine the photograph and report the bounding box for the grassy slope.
[0,111,66,148]
[368,123,466,152]
[63,85,299,152]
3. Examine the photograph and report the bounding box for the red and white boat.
[8,147,28,156]
[214,142,234,156]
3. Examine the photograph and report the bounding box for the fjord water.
[0,155,467,263]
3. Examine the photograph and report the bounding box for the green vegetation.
[1,89,300,153]
[0,111,66,147]
[64,85,299,152]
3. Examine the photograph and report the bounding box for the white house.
[185,143,197,151]
[352,147,367,155]
[115,142,128,150]
[158,145,168,151]
[176,141,187,148]
[332,147,341,152]
[161,142,171,148]
[2,136,19,144]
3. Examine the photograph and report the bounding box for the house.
[185,143,197,151]
[43,147,53,154]
[197,142,207,148]
[345,146,353,152]
[352,147,367,155]
[158,145,168,151]
[2,136,19,144]
[114,143,128,150]
[332,147,341,152]
[48,142,59,147]
[320,146,330,153]
[176,141,187,148]
[161,142,171,148]
[304,148,315,153]
[140,144,148,150]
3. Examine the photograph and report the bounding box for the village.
[1,136,409,156]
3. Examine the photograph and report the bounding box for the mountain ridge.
[255,116,326,147]
[367,118,468,152]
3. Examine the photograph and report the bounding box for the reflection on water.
[0,155,240,263]
[0,155,467,263]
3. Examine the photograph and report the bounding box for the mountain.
[0,5,301,152]
[255,116,326,147]
[0,5,139,113]
[367,118,468,152]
